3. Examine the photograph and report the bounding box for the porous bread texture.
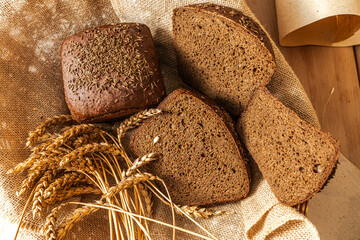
[239,87,340,206]
[173,3,276,116]
[131,88,250,206]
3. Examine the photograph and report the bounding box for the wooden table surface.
[246,0,360,170]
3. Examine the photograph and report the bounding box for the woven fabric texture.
[0,0,320,239]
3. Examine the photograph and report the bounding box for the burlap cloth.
[0,0,330,239]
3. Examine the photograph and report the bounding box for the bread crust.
[61,24,165,123]
[130,88,251,205]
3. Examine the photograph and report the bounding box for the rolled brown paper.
[276,0,360,46]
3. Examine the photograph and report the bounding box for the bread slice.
[173,3,276,116]
[239,87,340,205]
[130,88,250,206]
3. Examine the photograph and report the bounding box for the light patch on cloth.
[0,139,11,150]
[7,0,27,11]
[0,47,11,60]
[59,19,70,30]
[35,37,55,58]
[28,65,37,73]
[9,28,22,38]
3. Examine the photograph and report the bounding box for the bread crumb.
[32,107,38,111]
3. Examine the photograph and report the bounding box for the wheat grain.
[104,172,158,198]
[32,169,58,218]
[117,108,161,138]
[125,153,158,177]
[57,204,99,240]
[43,172,88,199]
[26,115,73,148]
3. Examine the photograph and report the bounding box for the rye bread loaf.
[239,87,340,206]
[61,24,165,123]
[130,88,251,206]
[172,3,276,116]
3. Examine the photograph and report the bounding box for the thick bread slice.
[173,3,276,116]
[130,88,250,206]
[239,87,340,206]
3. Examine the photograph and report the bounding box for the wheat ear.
[117,108,161,138]
[71,133,103,148]
[26,115,74,148]
[46,124,105,151]
[125,153,158,177]
[32,169,58,218]
[59,143,120,166]
[103,172,158,198]
[43,172,87,198]
[7,153,43,174]
[56,204,99,240]
[63,157,95,173]
[43,186,102,207]
[17,166,46,196]
[139,183,153,216]
[44,203,67,240]
[178,205,227,219]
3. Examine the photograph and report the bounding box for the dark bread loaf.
[172,3,276,116]
[239,87,340,206]
[61,24,165,123]
[130,88,251,206]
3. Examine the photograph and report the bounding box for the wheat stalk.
[26,115,74,148]
[13,109,222,240]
